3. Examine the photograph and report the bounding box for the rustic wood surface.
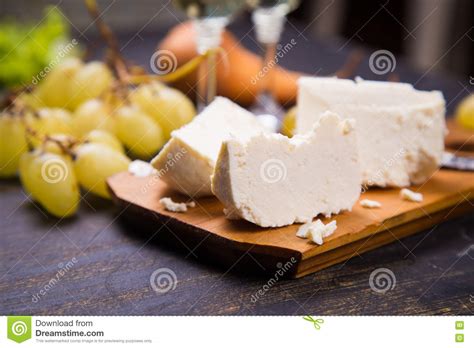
[1,21,473,315]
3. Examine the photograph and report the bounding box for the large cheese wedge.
[151,97,267,197]
[296,77,446,187]
[211,112,361,227]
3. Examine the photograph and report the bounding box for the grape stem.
[84,0,129,82]
[44,136,77,158]
[24,126,77,157]
[127,47,228,85]
[0,87,35,111]
[24,127,41,148]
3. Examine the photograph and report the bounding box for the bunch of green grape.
[1,58,196,218]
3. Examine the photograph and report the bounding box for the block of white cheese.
[151,97,267,197]
[211,112,361,227]
[297,77,446,187]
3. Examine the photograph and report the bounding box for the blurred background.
[1,0,473,78]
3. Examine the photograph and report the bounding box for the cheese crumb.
[400,188,423,202]
[128,160,156,177]
[296,222,312,239]
[296,219,337,245]
[159,197,195,213]
[341,119,355,134]
[360,199,382,209]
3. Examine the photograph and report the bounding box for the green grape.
[130,82,196,140]
[0,114,28,178]
[19,150,80,217]
[37,108,73,133]
[456,94,474,130]
[18,151,36,196]
[74,143,130,199]
[84,129,124,153]
[72,99,116,137]
[115,105,165,159]
[67,61,114,110]
[35,57,83,108]
[27,107,74,147]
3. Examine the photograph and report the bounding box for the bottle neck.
[252,4,288,44]
[194,17,229,54]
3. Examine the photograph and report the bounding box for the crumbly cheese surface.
[400,188,423,202]
[211,112,361,227]
[151,97,267,197]
[360,199,382,209]
[296,219,337,245]
[159,197,195,213]
[296,77,446,187]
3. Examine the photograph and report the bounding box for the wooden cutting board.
[108,168,474,278]
[108,119,474,278]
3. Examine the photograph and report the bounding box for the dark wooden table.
[1,19,473,316]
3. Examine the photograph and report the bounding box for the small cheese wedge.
[360,199,382,209]
[151,97,267,197]
[297,77,446,187]
[159,197,195,212]
[296,219,337,245]
[211,112,361,227]
[309,220,337,245]
[400,188,423,202]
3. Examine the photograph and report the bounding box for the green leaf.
[0,6,79,88]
